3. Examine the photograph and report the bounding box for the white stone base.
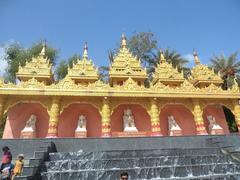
[124,126,138,132]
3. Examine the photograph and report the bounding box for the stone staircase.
[14,142,56,180]
[41,147,240,180]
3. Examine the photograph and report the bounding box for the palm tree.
[210,52,240,89]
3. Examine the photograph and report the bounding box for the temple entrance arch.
[2,102,49,138]
[111,104,151,133]
[160,104,196,136]
[203,104,238,134]
[58,103,101,137]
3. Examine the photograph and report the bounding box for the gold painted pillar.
[150,98,162,136]
[47,97,60,138]
[233,100,240,132]
[192,100,208,135]
[101,97,111,137]
[0,96,4,122]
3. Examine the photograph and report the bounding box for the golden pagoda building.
[109,34,147,87]
[0,35,240,139]
[190,50,223,88]
[16,42,53,85]
[152,50,185,87]
[67,43,99,85]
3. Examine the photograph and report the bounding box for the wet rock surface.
[41,147,240,180]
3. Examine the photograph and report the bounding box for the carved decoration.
[109,35,147,81]
[152,52,184,84]
[18,78,45,89]
[150,81,171,92]
[201,83,223,93]
[16,43,52,83]
[114,78,146,91]
[177,80,198,92]
[49,76,82,89]
[68,43,98,83]
[87,80,110,89]
[190,64,222,84]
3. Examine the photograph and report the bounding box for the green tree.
[210,52,240,89]
[128,32,157,66]
[4,41,58,83]
[55,54,80,80]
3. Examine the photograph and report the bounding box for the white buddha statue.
[168,115,181,135]
[76,115,87,132]
[22,114,37,132]
[123,108,138,132]
[207,115,222,132]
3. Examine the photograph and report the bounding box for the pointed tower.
[152,50,184,87]
[67,42,98,84]
[190,50,223,88]
[109,34,147,86]
[16,42,53,84]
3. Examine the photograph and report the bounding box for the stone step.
[21,166,38,176]
[44,155,235,171]
[49,148,223,161]
[41,163,240,180]
[14,175,34,180]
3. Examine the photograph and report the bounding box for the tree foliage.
[4,41,58,83]
[210,52,240,89]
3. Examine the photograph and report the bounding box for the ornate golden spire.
[193,49,200,65]
[83,42,88,59]
[121,33,127,48]
[40,41,47,57]
[16,40,53,84]
[160,49,166,63]
[67,43,98,84]
[109,34,147,86]
[153,49,184,86]
[190,50,223,87]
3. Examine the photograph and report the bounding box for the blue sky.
[0,0,240,74]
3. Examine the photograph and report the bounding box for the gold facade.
[0,35,240,137]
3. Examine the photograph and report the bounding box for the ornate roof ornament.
[83,42,88,59]
[160,49,166,64]
[193,49,200,65]
[150,80,171,92]
[177,79,198,92]
[121,33,127,48]
[87,80,110,89]
[230,77,240,93]
[152,50,184,86]
[67,43,98,84]
[109,34,147,86]
[49,76,82,89]
[16,42,53,85]
[201,83,223,93]
[18,77,45,89]
[190,50,223,88]
[117,77,146,91]
[40,41,47,57]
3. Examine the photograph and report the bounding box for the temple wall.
[160,104,197,136]
[111,104,151,132]
[203,104,230,134]
[3,103,49,138]
[58,103,101,137]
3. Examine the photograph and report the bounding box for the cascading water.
[41,148,240,180]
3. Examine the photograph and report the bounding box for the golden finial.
[193,49,200,65]
[83,42,88,59]
[121,33,127,48]
[40,41,47,56]
[159,49,166,63]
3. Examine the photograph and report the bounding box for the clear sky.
[0,0,239,73]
